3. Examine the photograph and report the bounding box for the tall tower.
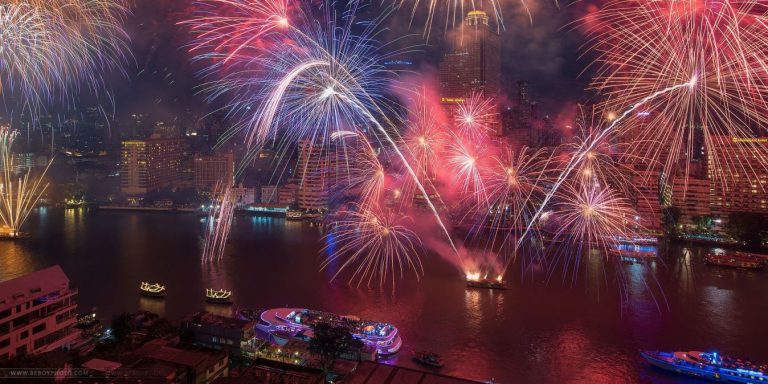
[438,10,502,103]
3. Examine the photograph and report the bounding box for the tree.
[726,212,768,247]
[110,312,134,343]
[308,322,363,373]
[147,318,177,338]
[662,206,681,235]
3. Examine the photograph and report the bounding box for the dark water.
[2,208,767,383]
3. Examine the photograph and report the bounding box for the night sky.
[107,0,589,121]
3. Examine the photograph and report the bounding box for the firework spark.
[322,206,423,288]
[0,127,51,237]
[583,0,768,188]
[186,0,464,272]
[202,182,236,263]
[0,1,129,109]
[453,92,498,141]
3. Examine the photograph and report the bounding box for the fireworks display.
[0,127,51,237]
[583,0,768,188]
[202,182,236,263]
[0,0,129,109]
[321,207,423,288]
[175,0,768,291]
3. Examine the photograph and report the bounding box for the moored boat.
[640,350,767,383]
[704,252,765,270]
[412,351,444,368]
[139,282,166,297]
[205,288,232,304]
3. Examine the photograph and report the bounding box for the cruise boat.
[257,308,402,356]
[641,350,767,383]
[704,252,765,270]
[609,243,657,261]
[205,288,232,304]
[139,282,166,297]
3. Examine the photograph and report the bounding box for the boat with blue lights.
[640,350,767,383]
[256,308,402,357]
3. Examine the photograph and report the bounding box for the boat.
[704,252,765,270]
[466,279,508,290]
[412,351,444,368]
[256,308,402,356]
[205,288,232,304]
[139,282,166,297]
[286,209,304,221]
[640,350,767,383]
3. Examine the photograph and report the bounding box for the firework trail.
[331,130,387,208]
[321,206,423,288]
[0,1,129,109]
[186,0,464,269]
[461,146,552,274]
[0,126,51,237]
[202,182,236,263]
[583,0,768,189]
[516,80,696,253]
[446,132,488,204]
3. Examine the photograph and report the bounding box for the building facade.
[296,140,336,212]
[1,266,79,360]
[193,152,235,192]
[121,136,185,195]
[438,10,501,103]
[709,136,768,215]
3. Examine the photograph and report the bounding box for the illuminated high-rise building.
[120,134,185,195]
[193,152,235,192]
[709,136,768,215]
[296,140,338,212]
[438,10,501,104]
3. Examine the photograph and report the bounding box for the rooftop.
[185,311,254,330]
[0,265,71,310]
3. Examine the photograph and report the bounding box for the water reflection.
[1,210,767,384]
[0,240,38,280]
[139,297,166,317]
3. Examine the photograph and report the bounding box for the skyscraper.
[438,10,501,104]
[296,140,337,212]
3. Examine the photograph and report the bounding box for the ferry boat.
[257,308,402,356]
[641,350,767,383]
[608,243,657,261]
[139,282,166,297]
[205,288,232,304]
[704,252,765,270]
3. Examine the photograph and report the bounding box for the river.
[1,208,766,383]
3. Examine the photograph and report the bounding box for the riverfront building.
[0,266,79,360]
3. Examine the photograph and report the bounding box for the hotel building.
[296,140,337,212]
[120,134,185,195]
[709,136,768,215]
[1,266,79,360]
[193,151,235,192]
